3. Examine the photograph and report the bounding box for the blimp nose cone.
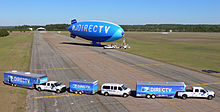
[105,28,124,42]
[112,28,124,40]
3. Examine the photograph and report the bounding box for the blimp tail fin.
[71,19,77,24]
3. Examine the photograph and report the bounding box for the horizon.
[1,23,220,27]
[1,0,220,26]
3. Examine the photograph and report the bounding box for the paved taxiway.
[27,32,220,112]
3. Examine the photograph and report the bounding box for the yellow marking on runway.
[129,63,164,67]
[32,67,79,71]
[164,100,185,112]
[187,82,220,86]
[34,94,82,99]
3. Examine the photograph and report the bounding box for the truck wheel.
[37,87,41,91]
[56,89,61,93]
[151,94,156,99]
[146,94,151,99]
[104,92,109,96]
[123,93,128,98]
[208,95,213,100]
[182,94,187,100]
[78,91,83,95]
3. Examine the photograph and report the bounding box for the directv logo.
[72,24,111,34]
[141,87,150,92]
[141,87,172,92]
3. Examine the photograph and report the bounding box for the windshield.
[122,85,127,90]
[54,82,62,86]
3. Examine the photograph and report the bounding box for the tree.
[0,29,9,37]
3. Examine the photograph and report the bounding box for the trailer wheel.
[146,94,151,99]
[151,94,156,99]
[123,93,128,98]
[207,95,213,100]
[37,87,41,91]
[182,94,187,100]
[104,92,109,96]
[74,91,78,94]
[56,89,61,93]
[78,91,83,95]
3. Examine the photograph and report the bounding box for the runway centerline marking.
[129,63,164,67]
[187,82,220,86]
[32,67,79,71]
[34,94,83,99]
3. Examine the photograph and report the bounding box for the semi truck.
[36,81,66,93]
[177,86,215,100]
[136,81,186,99]
[69,79,98,94]
[3,70,48,89]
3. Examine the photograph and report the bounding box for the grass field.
[61,31,220,77]
[0,32,33,112]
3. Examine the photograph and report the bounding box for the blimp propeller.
[68,19,124,45]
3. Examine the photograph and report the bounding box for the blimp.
[68,19,124,45]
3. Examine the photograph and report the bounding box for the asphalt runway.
[26,32,128,112]
[27,32,220,112]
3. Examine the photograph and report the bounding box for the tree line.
[2,24,220,32]
[121,24,220,32]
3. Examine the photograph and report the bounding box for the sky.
[0,0,220,26]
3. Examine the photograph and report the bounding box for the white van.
[101,83,131,98]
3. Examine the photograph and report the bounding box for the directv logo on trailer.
[9,75,30,84]
[141,87,172,92]
[73,84,91,89]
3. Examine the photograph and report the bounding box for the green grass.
[0,32,33,112]
[60,31,220,77]
[120,32,220,76]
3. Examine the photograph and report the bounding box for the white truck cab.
[36,81,66,93]
[177,86,215,100]
[101,83,131,98]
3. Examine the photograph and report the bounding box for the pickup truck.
[177,86,215,100]
[36,81,66,93]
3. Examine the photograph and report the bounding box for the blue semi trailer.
[69,79,98,94]
[3,70,48,89]
[136,81,186,99]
